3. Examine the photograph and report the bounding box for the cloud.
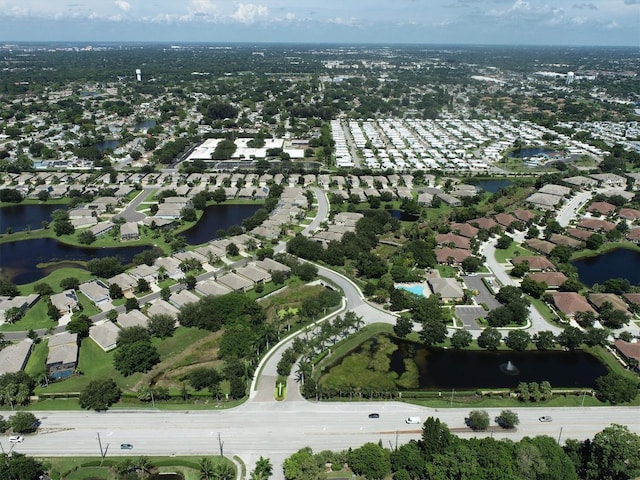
[231,4,268,23]
[572,3,597,10]
[115,0,130,12]
[624,0,640,4]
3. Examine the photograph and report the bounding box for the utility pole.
[97,432,108,461]
[217,432,224,457]
[450,388,454,407]
[557,427,563,445]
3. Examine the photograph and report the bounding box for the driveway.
[461,275,501,310]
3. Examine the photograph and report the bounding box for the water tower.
[135,69,142,82]
[566,71,575,85]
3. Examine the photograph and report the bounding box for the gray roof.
[79,280,110,303]
[195,280,232,297]
[169,289,200,308]
[147,299,180,320]
[89,321,120,351]
[428,277,464,299]
[0,340,33,374]
[117,309,149,329]
[47,333,78,367]
[254,258,291,273]
[236,265,271,283]
[50,289,78,312]
[218,272,253,291]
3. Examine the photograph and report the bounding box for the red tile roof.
[587,201,616,215]
[552,292,596,316]
[436,233,471,250]
[450,223,479,238]
[435,247,471,264]
[528,272,568,287]
[614,340,640,363]
[511,256,556,270]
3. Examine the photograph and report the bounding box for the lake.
[572,248,640,287]
[0,238,148,285]
[182,204,262,245]
[134,120,156,131]
[0,204,64,233]
[509,147,558,158]
[472,179,513,193]
[325,335,608,390]
[95,139,121,151]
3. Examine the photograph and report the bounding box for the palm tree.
[251,456,273,480]
[135,455,153,475]
[213,462,234,480]
[198,457,215,480]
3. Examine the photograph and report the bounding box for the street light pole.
[450,388,454,407]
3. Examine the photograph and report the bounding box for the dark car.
[368,413,380,419]
[120,443,134,450]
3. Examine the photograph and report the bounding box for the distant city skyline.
[0,0,638,47]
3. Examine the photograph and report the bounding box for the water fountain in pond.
[499,360,520,376]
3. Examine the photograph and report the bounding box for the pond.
[509,147,558,158]
[134,120,156,131]
[94,139,121,151]
[0,237,149,285]
[0,204,65,233]
[471,179,514,193]
[571,248,640,287]
[182,204,263,245]
[323,335,608,390]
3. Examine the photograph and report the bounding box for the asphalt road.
[5,404,638,475]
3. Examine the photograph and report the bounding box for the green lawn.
[494,243,533,264]
[43,455,235,480]
[0,298,58,332]
[24,339,48,381]
[75,291,101,317]
[18,267,93,296]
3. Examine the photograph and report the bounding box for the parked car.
[538,416,552,422]
[120,443,134,450]
[9,436,24,443]
[368,413,380,419]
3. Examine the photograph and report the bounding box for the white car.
[9,435,24,443]
[538,416,553,423]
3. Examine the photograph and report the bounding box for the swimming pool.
[397,284,426,297]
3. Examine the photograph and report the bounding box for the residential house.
[613,340,640,372]
[428,277,464,302]
[217,272,254,292]
[169,290,200,309]
[0,294,39,323]
[237,264,271,284]
[117,309,149,329]
[108,272,138,297]
[527,272,568,289]
[46,332,78,378]
[129,264,159,284]
[588,293,630,314]
[450,223,479,239]
[511,256,555,271]
[524,238,556,255]
[436,233,471,250]
[0,339,33,374]
[526,192,563,210]
[589,173,626,187]
[196,279,232,298]
[50,289,79,316]
[551,292,596,319]
[587,201,616,216]
[435,247,471,265]
[147,299,180,320]
[79,280,110,306]
[120,222,140,241]
[89,321,120,352]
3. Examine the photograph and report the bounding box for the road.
[5,404,638,475]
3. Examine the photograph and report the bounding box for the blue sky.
[0,0,638,46]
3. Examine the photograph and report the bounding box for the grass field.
[493,243,533,264]
[0,298,58,332]
[17,267,93,296]
[43,455,235,480]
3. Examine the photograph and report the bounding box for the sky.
[0,0,638,46]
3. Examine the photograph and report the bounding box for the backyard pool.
[397,284,427,297]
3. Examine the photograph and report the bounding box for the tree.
[77,229,96,245]
[533,330,556,350]
[296,262,318,281]
[199,457,215,480]
[109,283,124,300]
[497,410,519,429]
[59,277,80,291]
[420,318,447,346]
[251,456,273,480]
[0,453,44,480]
[79,378,122,411]
[477,327,502,350]
[348,442,391,480]
[557,326,584,350]
[33,282,53,296]
[422,417,453,461]
[505,330,531,351]
[148,314,176,338]
[124,297,140,312]
[8,411,38,433]
[450,329,473,349]
[520,277,546,298]
[0,279,19,297]
[595,373,639,404]
[461,256,483,273]
[66,314,92,337]
[496,235,513,249]
[467,409,490,431]
[393,317,413,338]
[114,341,160,376]
[87,257,124,278]
[226,242,239,257]
[584,424,640,480]
[136,278,151,294]
[185,275,197,290]
[586,233,605,250]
